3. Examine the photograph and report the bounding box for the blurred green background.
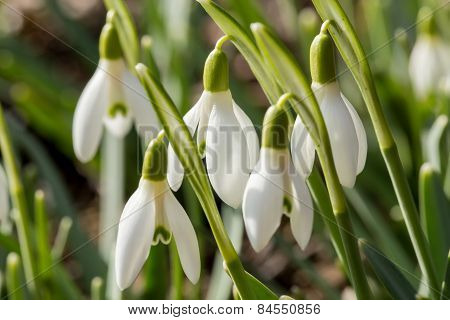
[0,0,448,299]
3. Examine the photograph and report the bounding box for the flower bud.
[203,48,229,92]
[310,23,336,84]
[142,132,167,181]
[99,15,122,60]
[261,105,290,149]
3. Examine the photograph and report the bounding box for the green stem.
[0,105,38,297]
[136,64,255,300]
[91,277,105,300]
[307,168,347,271]
[384,145,439,298]
[311,0,440,298]
[282,93,371,299]
[6,252,25,300]
[170,241,184,299]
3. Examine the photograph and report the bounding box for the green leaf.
[441,252,450,299]
[425,115,449,175]
[360,239,416,300]
[419,163,450,282]
[196,0,279,103]
[245,272,278,300]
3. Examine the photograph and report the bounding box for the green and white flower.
[115,134,200,290]
[167,41,259,208]
[291,28,367,188]
[243,105,313,252]
[72,19,158,163]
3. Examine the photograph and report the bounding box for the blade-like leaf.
[441,252,450,299]
[244,272,278,300]
[419,163,450,282]
[425,115,449,175]
[360,239,416,300]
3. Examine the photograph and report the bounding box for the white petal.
[72,61,108,162]
[320,83,359,188]
[0,163,9,224]
[206,96,250,208]
[163,189,200,284]
[167,105,200,191]
[341,94,367,174]
[290,116,315,178]
[103,114,133,138]
[289,169,314,250]
[233,101,260,170]
[196,91,217,158]
[122,69,160,139]
[115,179,157,290]
[242,148,285,252]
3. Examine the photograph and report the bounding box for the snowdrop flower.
[243,105,313,252]
[115,133,200,290]
[409,7,450,99]
[0,163,9,225]
[73,15,158,162]
[291,27,367,188]
[167,37,259,208]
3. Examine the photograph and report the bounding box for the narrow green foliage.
[6,252,25,300]
[360,240,416,300]
[419,163,450,281]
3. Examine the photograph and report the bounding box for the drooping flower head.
[243,104,313,252]
[291,24,367,188]
[72,11,158,163]
[409,7,450,99]
[167,36,259,208]
[115,132,200,290]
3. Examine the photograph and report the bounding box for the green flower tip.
[142,132,167,181]
[108,102,128,117]
[99,19,122,60]
[203,45,229,92]
[262,105,289,149]
[310,22,336,84]
[418,7,438,36]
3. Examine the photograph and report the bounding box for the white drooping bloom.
[243,106,314,252]
[115,138,200,290]
[291,27,367,188]
[409,34,450,99]
[167,47,259,209]
[291,81,367,188]
[0,163,9,224]
[72,23,158,163]
[409,8,450,99]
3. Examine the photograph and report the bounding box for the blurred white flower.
[72,23,158,163]
[167,47,259,209]
[409,7,450,99]
[291,81,367,188]
[0,163,9,224]
[243,147,313,252]
[409,34,449,99]
[115,138,200,290]
[243,106,313,252]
